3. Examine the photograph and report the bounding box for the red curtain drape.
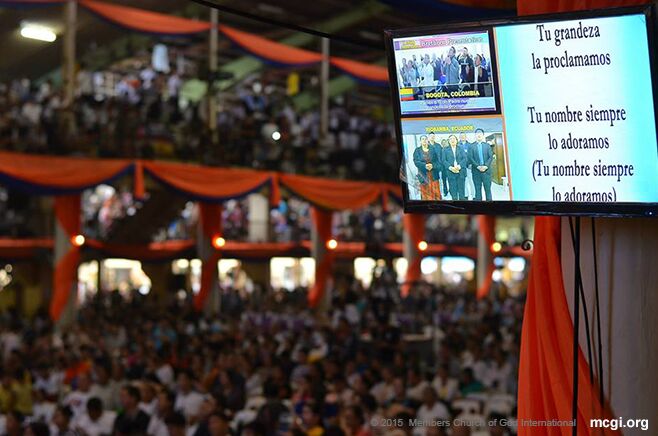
[79,0,212,34]
[476,215,496,299]
[308,207,334,307]
[194,203,223,311]
[518,218,617,435]
[402,213,425,297]
[0,152,132,194]
[50,194,81,322]
[516,1,640,433]
[280,174,387,211]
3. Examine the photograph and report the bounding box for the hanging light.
[271,131,281,141]
[491,242,502,253]
[20,23,57,43]
[212,236,226,249]
[417,240,428,251]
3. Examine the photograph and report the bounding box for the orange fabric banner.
[194,203,223,311]
[219,24,323,65]
[85,239,195,260]
[381,183,402,211]
[0,151,388,210]
[308,207,334,307]
[199,203,223,240]
[143,161,274,201]
[476,215,496,299]
[80,0,212,34]
[53,194,81,236]
[280,174,386,211]
[330,57,388,84]
[50,194,81,322]
[51,249,81,321]
[401,213,425,297]
[133,160,145,200]
[0,238,54,259]
[0,152,131,194]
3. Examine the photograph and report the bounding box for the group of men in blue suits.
[413,128,495,201]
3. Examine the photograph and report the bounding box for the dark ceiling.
[0,0,427,82]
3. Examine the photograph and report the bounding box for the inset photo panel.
[392,29,499,116]
[401,116,511,202]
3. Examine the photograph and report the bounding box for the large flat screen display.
[386,6,658,217]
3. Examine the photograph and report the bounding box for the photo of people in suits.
[401,117,511,202]
[392,30,498,115]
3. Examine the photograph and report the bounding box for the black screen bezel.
[385,5,658,218]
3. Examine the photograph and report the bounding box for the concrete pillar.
[310,211,333,311]
[402,214,425,297]
[561,218,658,435]
[141,262,174,307]
[54,221,76,329]
[247,193,269,242]
[477,231,493,292]
[196,223,220,315]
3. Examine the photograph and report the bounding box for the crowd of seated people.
[0,47,398,183]
[78,188,488,247]
[0,188,48,239]
[82,186,139,239]
[0,271,523,436]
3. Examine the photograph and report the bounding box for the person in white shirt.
[418,55,436,88]
[50,405,76,436]
[140,67,157,90]
[413,387,450,436]
[64,373,93,419]
[32,389,57,424]
[33,366,60,398]
[165,412,187,436]
[174,371,204,423]
[370,366,396,406]
[147,390,176,436]
[139,383,158,417]
[90,365,118,412]
[406,368,430,403]
[73,397,116,436]
[431,365,459,403]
